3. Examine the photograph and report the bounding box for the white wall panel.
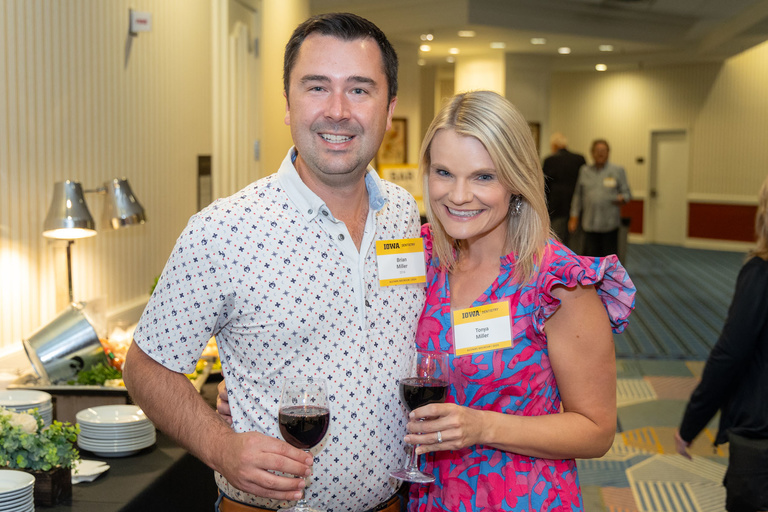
[0,0,212,350]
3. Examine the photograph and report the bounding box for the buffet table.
[46,381,220,511]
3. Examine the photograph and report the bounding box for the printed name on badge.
[452,301,512,356]
[376,238,427,286]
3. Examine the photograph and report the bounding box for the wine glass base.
[389,468,436,484]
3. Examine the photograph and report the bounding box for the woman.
[404,91,635,511]
[675,175,768,512]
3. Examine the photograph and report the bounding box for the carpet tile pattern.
[579,243,744,511]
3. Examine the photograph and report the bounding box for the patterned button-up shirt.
[134,148,425,511]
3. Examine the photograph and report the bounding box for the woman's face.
[428,129,513,246]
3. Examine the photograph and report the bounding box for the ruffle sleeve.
[535,242,636,334]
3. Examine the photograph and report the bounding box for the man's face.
[592,142,609,167]
[285,34,397,188]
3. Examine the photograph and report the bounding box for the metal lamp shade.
[103,178,146,229]
[42,180,97,240]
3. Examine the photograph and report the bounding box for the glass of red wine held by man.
[278,377,331,512]
[390,350,449,483]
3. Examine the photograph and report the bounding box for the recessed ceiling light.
[595,64,607,71]
[446,56,456,63]
[558,47,571,54]
[531,38,547,45]
[420,45,431,52]
[599,44,614,52]
[420,33,434,41]
[458,30,476,38]
[490,42,506,49]
[449,48,460,55]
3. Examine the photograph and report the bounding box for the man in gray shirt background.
[568,139,631,257]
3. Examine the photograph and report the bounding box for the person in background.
[568,139,631,257]
[123,12,424,512]
[675,174,768,512]
[542,132,585,247]
[404,91,636,511]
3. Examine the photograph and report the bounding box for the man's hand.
[568,216,579,233]
[217,379,232,425]
[216,429,314,501]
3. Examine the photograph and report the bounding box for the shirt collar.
[276,147,389,221]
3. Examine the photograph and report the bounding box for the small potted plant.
[0,406,80,506]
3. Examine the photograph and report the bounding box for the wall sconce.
[42,178,146,304]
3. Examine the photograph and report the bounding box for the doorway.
[648,130,689,245]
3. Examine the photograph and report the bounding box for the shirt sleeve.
[133,212,235,374]
[534,242,637,335]
[569,166,586,218]
[617,166,632,201]
[678,258,768,442]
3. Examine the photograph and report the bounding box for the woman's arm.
[407,283,617,459]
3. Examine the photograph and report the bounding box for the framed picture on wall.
[528,122,541,154]
[377,117,407,166]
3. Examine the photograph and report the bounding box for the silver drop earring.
[510,195,523,216]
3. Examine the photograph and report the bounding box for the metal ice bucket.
[22,302,109,384]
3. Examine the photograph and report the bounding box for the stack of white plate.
[0,390,53,426]
[76,405,155,458]
[0,469,35,512]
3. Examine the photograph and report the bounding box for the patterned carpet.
[579,243,747,511]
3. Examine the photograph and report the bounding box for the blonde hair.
[749,174,768,261]
[421,90,551,284]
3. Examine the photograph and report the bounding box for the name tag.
[451,301,512,356]
[603,177,617,188]
[376,238,427,286]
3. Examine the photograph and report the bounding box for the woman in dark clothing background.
[675,174,768,512]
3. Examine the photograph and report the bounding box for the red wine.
[279,405,330,449]
[400,377,448,411]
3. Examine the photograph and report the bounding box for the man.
[542,132,585,246]
[568,139,631,257]
[123,13,424,512]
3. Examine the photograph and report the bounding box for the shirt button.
[338,234,345,241]
[365,300,371,307]
[308,209,313,215]
[322,210,329,216]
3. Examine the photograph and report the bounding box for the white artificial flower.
[9,410,38,434]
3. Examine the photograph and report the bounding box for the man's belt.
[217,493,401,512]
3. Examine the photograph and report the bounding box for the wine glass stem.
[407,443,420,471]
[294,450,310,509]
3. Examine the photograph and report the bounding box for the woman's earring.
[511,195,523,216]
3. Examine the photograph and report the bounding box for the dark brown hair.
[283,12,398,103]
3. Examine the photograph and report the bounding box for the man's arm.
[123,342,312,501]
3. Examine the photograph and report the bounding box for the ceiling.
[310,0,768,71]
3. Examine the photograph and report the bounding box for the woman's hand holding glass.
[390,350,449,483]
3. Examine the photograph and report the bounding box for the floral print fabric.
[409,224,636,512]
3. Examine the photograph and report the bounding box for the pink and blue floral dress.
[409,225,636,512]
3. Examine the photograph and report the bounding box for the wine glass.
[278,377,330,512]
[390,350,449,483]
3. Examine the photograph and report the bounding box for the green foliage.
[0,406,80,471]
[68,362,122,385]
[150,275,160,295]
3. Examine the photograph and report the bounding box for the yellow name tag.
[452,301,512,356]
[376,238,427,286]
